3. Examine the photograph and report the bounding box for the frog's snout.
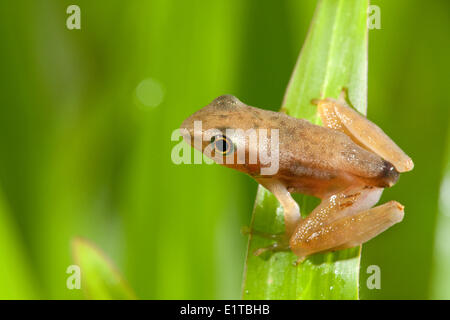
[379,160,399,187]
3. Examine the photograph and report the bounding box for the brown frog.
[180,94,413,263]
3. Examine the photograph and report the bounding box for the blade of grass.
[0,190,37,299]
[430,127,450,299]
[72,237,137,300]
[242,0,369,299]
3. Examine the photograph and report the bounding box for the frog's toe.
[240,226,252,236]
[253,240,290,256]
[241,226,285,240]
[294,256,307,266]
[243,227,291,256]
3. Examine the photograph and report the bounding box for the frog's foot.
[311,89,348,106]
[241,226,285,240]
[294,256,307,266]
[338,87,349,103]
[253,239,290,256]
[247,230,290,256]
[240,226,251,236]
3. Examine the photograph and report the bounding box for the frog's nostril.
[380,160,399,187]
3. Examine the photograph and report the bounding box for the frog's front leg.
[257,178,301,237]
[289,186,404,263]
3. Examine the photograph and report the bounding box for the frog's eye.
[212,135,234,156]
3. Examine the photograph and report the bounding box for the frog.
[179,92,413,263]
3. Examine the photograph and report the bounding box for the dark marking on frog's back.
[285,126,297,136]
[211,95,240,110]
[270,115,279,121]
[250,108,264,121]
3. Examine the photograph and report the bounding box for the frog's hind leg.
[312,93,413,173]
[327,201,404,252]
[289,186,404,261]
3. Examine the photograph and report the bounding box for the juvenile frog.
[180,94,413,263]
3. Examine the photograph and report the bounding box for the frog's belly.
[281,172,360,199]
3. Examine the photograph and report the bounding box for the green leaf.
[242,0,369,300]
[430,127,450,299]
[0,190,37,299]
[72,238,137,300]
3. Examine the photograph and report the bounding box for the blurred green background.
[0,0,449,299]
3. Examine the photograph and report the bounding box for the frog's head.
[181,95,241,133]
[180,95,274,174]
